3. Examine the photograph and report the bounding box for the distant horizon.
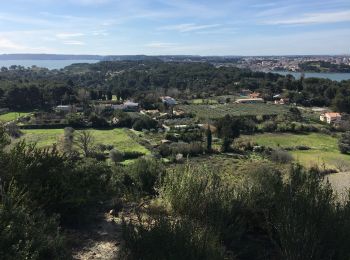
[0,53,349,59]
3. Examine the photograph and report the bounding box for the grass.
[191,99,218,105]
[247,133,350,169]
[18,128,150,154]
[0,112,31,122]
[178,103,289,120]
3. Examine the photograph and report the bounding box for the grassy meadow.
[17,128,150,154]
[178,103,289,119]
[0,112,31,122]
[247,133,350,169]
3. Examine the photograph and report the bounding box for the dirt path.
[71,201,144,260]
[72,213,123,260]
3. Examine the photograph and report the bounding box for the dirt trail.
[72,202,143,260]
[72,213,123,260]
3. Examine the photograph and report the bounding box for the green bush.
[126,157,164,195]
[0,142,113,226]
[122,216,224,260]
[0,182,70,260]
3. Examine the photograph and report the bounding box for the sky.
[0,0,349,56]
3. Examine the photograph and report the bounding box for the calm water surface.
[274,71,350,81]
[0,60,99,70]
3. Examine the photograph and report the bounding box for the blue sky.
[0,0,349,55]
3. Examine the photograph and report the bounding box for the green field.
[247,133,350,169]
[0,112,31,122]
[191,99,218,105]
[178,103,289,119]
[19,128,150,154]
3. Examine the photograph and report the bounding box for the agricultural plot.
[178,103,289,119]
[0,112,31,122]
[17,128,150,154]
[247,133,350,169]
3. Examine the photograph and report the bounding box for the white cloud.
[62,40,85,45]
[159,23,221,33]
[70,0,111,5]
[56,33,85,39]
[265,10,350,25]
[146,42,177,48]
[0,37,24,50]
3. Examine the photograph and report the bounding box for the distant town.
[1,54,350,73]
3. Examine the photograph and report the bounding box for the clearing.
[247,133,350,169]
[178,103,289,120]
[0,112,31,122]
[18,128,150,154]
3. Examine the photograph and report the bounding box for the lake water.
[0,60,99,70]
[274,71,350,81]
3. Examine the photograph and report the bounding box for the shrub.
[0,182,69,259]
[270,149,294,164]
[122,216,224,260]
[66,113,85,127]
[0,143,113,226]
[109,149,124,164]
[126,157,164,194]
[339,131,350,154]
[88,113,109,128]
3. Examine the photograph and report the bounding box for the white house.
[235,98,264,104]
[320,112,342,124]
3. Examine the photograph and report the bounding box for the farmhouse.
[110,101,139,111]
[249,92,262,99]
[235,98,264,104]
[274,98,290,105]
[161,96,177,106]
[123,101,139,111]
[320,112,342,124]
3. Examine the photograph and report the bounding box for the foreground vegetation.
[2,122,350,259]
[2,60,350,259]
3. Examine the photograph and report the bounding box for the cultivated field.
[17,128,150,154]
[0,112,31,122]
[178,103,289,119]
[248,133,350,169]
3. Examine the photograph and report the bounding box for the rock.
[176,153,184,162]
[109,209,115,216]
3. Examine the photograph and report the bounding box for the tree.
[339,131,350,154]
[61,127,75,154]
[216,115,241,152]
[109,149,124,164]
[206,126,212,151]
[75,130,94,157]
[0,124,10,149]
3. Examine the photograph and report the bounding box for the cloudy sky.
[0,0,349,55]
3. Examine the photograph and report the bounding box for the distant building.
[111,101,139,112]
[320,112,342,124]
[161,96,177,106]
[249,92,262,99]
[55,105,79,113]
[123,101,139,111]
[235,98,264,104]
[274,98,290,105]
